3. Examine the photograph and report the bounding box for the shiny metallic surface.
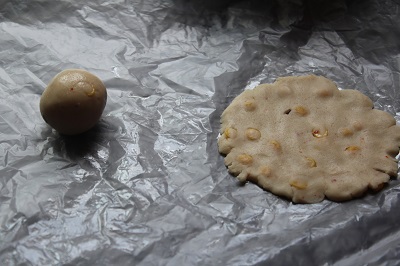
[1,0,400,265]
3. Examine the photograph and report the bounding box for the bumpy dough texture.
[40,69,107,135]
[218,75,400,203]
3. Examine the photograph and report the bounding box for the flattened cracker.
[218,75,400,203]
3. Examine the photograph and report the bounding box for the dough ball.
[40,69,107,135]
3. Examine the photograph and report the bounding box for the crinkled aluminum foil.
[1,0,400,265]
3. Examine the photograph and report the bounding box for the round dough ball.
[40,69,107,135]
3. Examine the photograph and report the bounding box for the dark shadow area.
[170,0,389,61]
[49,116,124,161]
[169,0,354,29]
[172,0,242,11]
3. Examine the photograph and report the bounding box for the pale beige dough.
[218,75,400,203]
[40,69,107,135]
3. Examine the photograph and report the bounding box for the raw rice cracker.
[218,75,400,203]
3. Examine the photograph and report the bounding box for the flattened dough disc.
[218,75,400,203]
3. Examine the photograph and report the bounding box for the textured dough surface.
[218,75,400,203]
[40,69,107,135]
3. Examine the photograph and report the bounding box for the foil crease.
[1,0,400,265]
